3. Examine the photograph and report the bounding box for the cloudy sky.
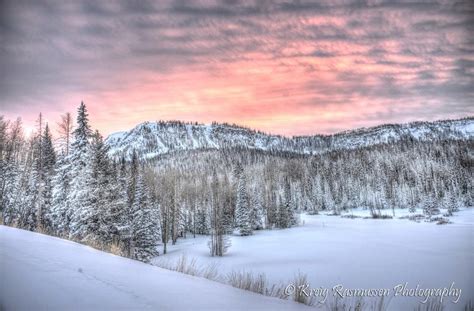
[1,0,473,136]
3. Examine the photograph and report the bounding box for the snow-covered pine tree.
[234,165,252,236]
[220,175,235,234]
[19,137,39,231]
[276,179,295,228]
[68,102,96,241]
[274,194,282,228]
[111,171,133,254]
[285,179,298,226]
[19,179,36,230]
[71,156,98,242]
[448,195,461,213]
[250,187,264,230]
[422,196,439,220]
[37,123,56,232]
[70,102,92,165]
[90,130,115,247]
[151,199,162,246]
[131,172,160,262]
[127,150,139,208]
[1,118,26,227]
[265,187,278,229]
[25,118,56,233]
[116,156,133,254]
[51,153,72,236]
[195,207,210,234]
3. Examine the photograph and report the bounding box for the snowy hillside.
[105,118,473,160]
[0,225,310,311]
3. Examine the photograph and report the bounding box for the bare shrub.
[201,262,220,281]
[266,283,287,299]
[155,256,293,302]
[291,272,316,306]
[109,242,125,256]
[175,255,199,276]
[226,270,292,299]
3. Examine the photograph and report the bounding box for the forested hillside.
[105,118,473,160]
[0,103,472,263]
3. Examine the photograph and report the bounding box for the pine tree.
[195,207,209,234]
[91,130,114,246]
[250,187,264,230]
[51,154,72,236]
[275,180,295,229]
[0,118,24,226]
[38,124,56,232]
[71,102,92,160]
[422,196,439,220]
[127,150,139,208]
[24,114,45,231]
[68,102,95,240]
[283,179,297,227]
[131,173,160,262]
[98,160,128,248]
[235,165,252,236]
[220,176,235,234]
[21,142,39,231]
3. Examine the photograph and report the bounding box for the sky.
[1,0,473,137]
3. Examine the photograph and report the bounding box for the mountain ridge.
[105,117,474,160]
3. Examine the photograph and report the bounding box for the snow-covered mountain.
[105,117,473,160]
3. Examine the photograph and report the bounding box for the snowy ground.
[0,225,311,311]
[153,208,474,311]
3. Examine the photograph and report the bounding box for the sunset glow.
[1,1,473,136]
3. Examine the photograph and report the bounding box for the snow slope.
[0,225,311,311]
[154,209,474,311]
[105,118,473,160]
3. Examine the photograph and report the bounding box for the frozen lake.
[154,208,474,310]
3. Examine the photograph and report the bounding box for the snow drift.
[0,225,310,311]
